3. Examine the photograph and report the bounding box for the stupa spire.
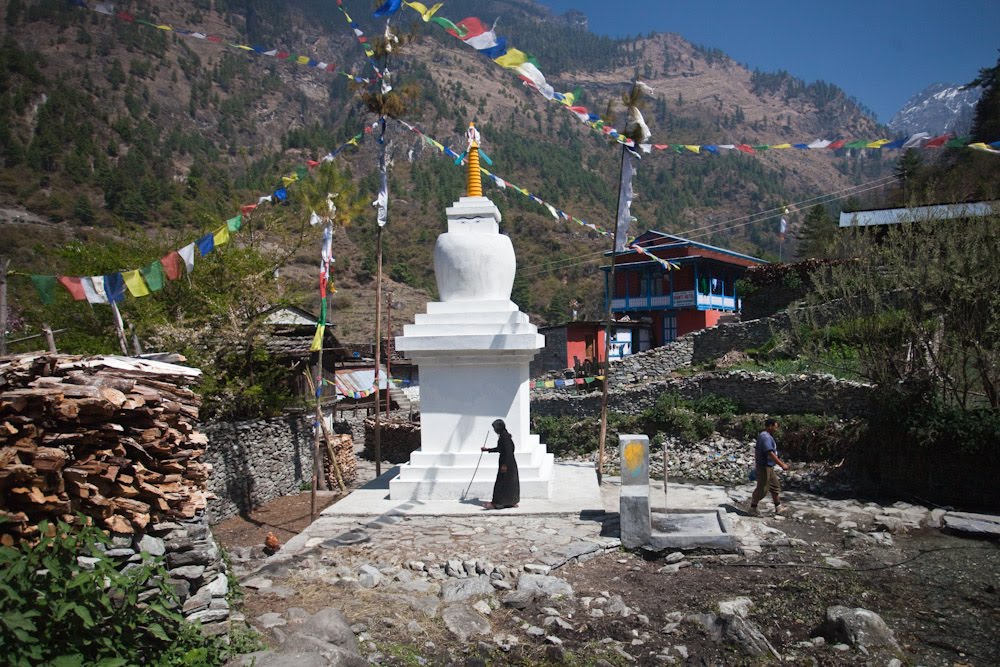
[466,122,482,197]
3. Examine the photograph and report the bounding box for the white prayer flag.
[178,243,196,273]
[615,153,636,251]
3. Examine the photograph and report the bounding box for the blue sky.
[537,0,1000,124]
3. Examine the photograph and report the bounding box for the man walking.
[748,418,789,516]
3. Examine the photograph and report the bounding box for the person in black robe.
[482,419,519,509]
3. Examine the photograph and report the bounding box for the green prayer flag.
[226,214,242,232]
[431,16,464,34]
[140,260,166,292]
[945,136,970,148]
[295,165,308,180]
[844,140,869,149]
[31,275,57,305]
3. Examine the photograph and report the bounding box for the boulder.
[295,608,359,653]
[816,606,901,651]
[516,574,574,600]
[442,604,491,642]
[441,576,494,602]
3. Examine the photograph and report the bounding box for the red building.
[604,230,767,345]
[530,320,654,377]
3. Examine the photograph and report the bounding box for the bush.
[0,517,228,667]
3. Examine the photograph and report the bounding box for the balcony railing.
[610,290,736,312]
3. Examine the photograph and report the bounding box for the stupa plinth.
[390,124,554,500]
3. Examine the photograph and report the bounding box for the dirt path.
[214,487,1000,666]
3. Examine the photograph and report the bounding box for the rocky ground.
[215,479,1000,667]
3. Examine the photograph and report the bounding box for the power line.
[518,174,901,277]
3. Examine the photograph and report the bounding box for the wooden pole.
[0,258,9,357]
[597,145,628,485]
[42,324,57,353]
[385,289,392,415]
[373,224,383,477]
[110,302,129,356]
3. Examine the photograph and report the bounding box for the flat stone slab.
[646,509,738,552]
[942,511,1000,538]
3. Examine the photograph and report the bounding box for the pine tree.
[795,205,837,260]
[967,51,1000,143]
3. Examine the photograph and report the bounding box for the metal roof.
[335,366,390,394]
[838,202,996,228]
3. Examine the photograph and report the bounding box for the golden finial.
[466,122,482,197]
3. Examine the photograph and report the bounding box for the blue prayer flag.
[373,0,402,17]
[103,273,126,304]
[196,233,215,256]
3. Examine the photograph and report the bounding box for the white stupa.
[390,124,554,500]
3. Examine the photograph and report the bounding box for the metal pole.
[0,258,9,356]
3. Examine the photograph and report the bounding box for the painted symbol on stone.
[623,440,645,477]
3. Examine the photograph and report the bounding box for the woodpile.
[363,417,420,463]
[323,433,357,486]
[0,354,208,545]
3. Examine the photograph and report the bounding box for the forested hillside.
[0,0,894,358]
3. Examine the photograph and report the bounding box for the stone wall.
[571,315,787,386]
[203,415,314,523]
[532,371,874,419]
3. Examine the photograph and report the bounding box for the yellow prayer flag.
[494,48,529,69]
[544,380,555,388]
[684,145,701,154]
[310,325,325,352]
[771,143,792,149]
[156,24,173,31]
[282,174,299,186]
[234,44,254,51]
[122,270,150,297]
[866,139,890,148]
[213,225,230,247]
[296,56,310,65]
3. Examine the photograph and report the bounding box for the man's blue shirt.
[755,431,777,467]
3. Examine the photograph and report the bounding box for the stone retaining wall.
[603,315,789,385]
[203,415,314,523]
[532,371,873,419]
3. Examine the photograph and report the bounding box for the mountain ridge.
[0,0,892,343]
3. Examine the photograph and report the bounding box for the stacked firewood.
[363,417,420,463]
[323,432,357,486]
[0,354,208,545]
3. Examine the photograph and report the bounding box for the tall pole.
[597,146,627,485]
[373,224,383,477]
[110,302,129,356]
[0,257,9,357]
[385,289,392,415]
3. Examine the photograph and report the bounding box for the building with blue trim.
[603,230,767,348]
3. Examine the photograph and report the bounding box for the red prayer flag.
[736,144,755,154]
[925,134,950,148]
[276,51,290,59]
[827,139,846,150]
[161,251,183,281]
[240,204,258,216]
[307,160,320,169]
[452,17,487,40]
[57,276,87,301]
[116,11,134,22]
[207,35,223,43]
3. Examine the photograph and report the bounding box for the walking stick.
[462,430,491,500]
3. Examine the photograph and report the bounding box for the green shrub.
[0,518,228,667]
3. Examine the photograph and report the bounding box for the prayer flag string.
[20,130,367,305]
[70,1,375,84]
